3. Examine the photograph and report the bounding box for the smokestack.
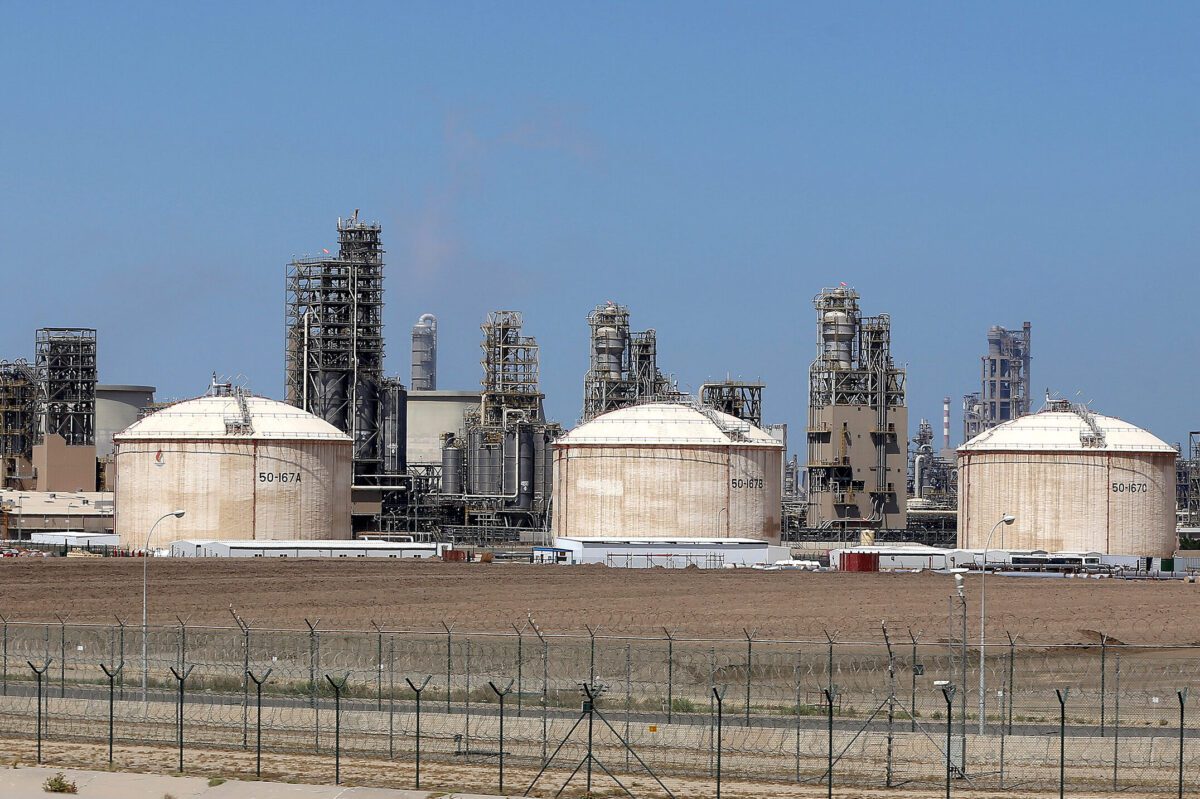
[943,396,951,450]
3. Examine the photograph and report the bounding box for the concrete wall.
[32,434,96,492]
[405,390,479,464]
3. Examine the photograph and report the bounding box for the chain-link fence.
[1,615,1199,794]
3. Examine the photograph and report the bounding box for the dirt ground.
[0,736,1171,799]
[0,559,1196,644]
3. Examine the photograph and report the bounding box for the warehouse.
[114,390,352,547]
[552,402,784,543]
[547,536,785,568]
[168,539,448,558]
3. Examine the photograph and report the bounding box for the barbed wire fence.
[0,614,1198,794]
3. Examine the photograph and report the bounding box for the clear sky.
[3,2,1198,448]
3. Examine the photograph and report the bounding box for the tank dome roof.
[114,395,350,442]
[557,403,783,447]
[960,406,1173,454]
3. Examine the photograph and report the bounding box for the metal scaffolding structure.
[581,301,680,422]
[700,380,764,427]
[963,322,1031,442]
[480,311,543,426]
[1179,432,1200,529]
[0,359,37,485]
[285,211,386,482]
[908,418,957,509]
[807,286,907,531]
[34,328,97,446]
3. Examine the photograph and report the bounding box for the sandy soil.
[0,559,1197,644]
[0,735,1169,799]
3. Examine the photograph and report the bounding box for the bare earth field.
[0,559,1196,642]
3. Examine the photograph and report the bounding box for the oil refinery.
[1,210,1196,569]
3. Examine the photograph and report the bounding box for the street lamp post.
[979,514,1016,735]
[143,510,185,700]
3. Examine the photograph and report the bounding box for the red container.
[841,551,879,572]
[442,549,467,562]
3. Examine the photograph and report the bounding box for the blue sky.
[2,2,1198,448]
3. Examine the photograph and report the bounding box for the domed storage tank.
[113,395,352,547]
[552,403,783,543]
[958,404,1176,556]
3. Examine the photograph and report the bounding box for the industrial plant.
[0,209,1195,571]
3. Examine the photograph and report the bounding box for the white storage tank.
[552,403,783,543]
[958,402,1176,556]
[114,394,352,547]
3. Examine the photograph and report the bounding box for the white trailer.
[168,539,448,559]
[551,537,780,568]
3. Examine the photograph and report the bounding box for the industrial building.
[552,402,784,543]
[963,322,1031,442]
[113,384,352,547]
[806,286,907,531]
[284,212,407,513]
[958,400,1177,557]
[168,539,447,558]
[0,489,113,537]
[543,537,786,568]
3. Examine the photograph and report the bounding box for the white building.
[168,539,448,558]
[546,536,785,568]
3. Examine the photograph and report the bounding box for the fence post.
[586,624,599,687]
[388,636,395,759]
[999,675,1006,789]
[230,606,250,749]
[247,668,272,778]
[1006,631,1015,735]
[1,614,7,696]
[708,646,716,775]
[405,675,432,789]
[1056,688,1069,799]
[938,683,955,799]
[1100,634,1108,737]
[714,686,727,799]
[743,627,755,727]
[663,626,674,723]
[528,615,548,764]
[1113,654,1121,790]
[624,642,632,770]
[99,661,123,765]
[489,679,514,794]
[168,664,194,772]
[325,672,349,785]
[794,650,802,782]
[883,622,896,788]
[28,658,51,764]
[54,614,68,699]
[1178,688,1188,799]
[824,684,838,799]
[512,621,525,718]
[371,621,384,711]
[115,616,126,700]
[909,627,921,733]
[305,618,320,752]
[465,637,473,752]
[441,621,453,714]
